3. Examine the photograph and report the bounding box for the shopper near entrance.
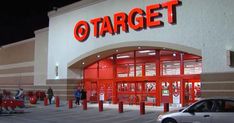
[74,87,81,105]
[81,88,87,101]
[47,87,54,104]
[15,88,24,100]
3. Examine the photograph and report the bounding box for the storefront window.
[136,50,155,58]
[194,82,201,99]
[162,61,180,75]
[184,60,202,75]
[117,64,128,77]
[136,64,142,77]
[117,64,134,77]
[145,63,156,76]
[129,83,135,92]
[84,49,202,105]
[129,64,134,77]
[118,83,128,92]
[137,83,142,91]
[146,82,156,92]
[116,51,134,78]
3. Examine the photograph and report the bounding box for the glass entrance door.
[99,81,113,102]
[160,79,181,105]
[90,82,98,102]
[161,81,170,103]
[117,81,157,105]
[184,79,201,105]
[144,82,157,105]
[172,81,181,106]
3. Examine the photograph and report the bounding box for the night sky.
[0,0,81,47]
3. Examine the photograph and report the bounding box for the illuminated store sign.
[74,0,180,42]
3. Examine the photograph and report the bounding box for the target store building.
[1,0,234,106]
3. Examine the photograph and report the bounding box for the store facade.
[25,0,234,105]
[83,49,201,106]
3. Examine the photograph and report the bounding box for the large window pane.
[117,64,134,77]
[116,52,134,63]
[116,51,134,78]
[145,63,156,76]
[129,64,134,77]
[117,64,128,77]
[117,83,128,92]
[162,61,180,75]
[145,82,156,92]
[136,50,156,63]
[136,64,142,77]
[184,60,202,75]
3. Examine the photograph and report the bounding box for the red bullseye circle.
[78,28,85,35]
[74,21,90,42]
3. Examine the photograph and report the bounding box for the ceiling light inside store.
[97,55,101,58]
[138,47,141,49]
[117,55,130,59]
[82,62,85,65]
[115,49,119,52]
[148,52,156,55]
[173,53,176,57]
[138,50,152,53]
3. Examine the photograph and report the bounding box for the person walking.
[47,87,54,104]
[74,88,81,105]
[80,88,87,104]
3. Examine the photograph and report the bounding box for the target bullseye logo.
[74,20,90,42]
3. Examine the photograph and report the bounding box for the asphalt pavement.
[0,101,179,123]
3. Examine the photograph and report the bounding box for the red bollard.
[140,102,145,115]
[29,96,37,104]
[68,99,73,109]
[44,97,48,106]
[99,101,103,112]
[119,101,123,113]
[83,99,87,110]
[164,103,169,112]
[55,96,60,107]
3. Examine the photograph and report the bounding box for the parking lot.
[0,102,172,123]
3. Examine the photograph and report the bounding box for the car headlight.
[157,115,163,121]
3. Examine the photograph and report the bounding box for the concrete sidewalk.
[33,100,181,112]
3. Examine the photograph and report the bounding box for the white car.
[157,98,234,123]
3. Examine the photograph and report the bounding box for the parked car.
[157,97,234,123]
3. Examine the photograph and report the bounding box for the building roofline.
[34,27,49,35]
[48,0,107,18]
[1,37,35,49]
